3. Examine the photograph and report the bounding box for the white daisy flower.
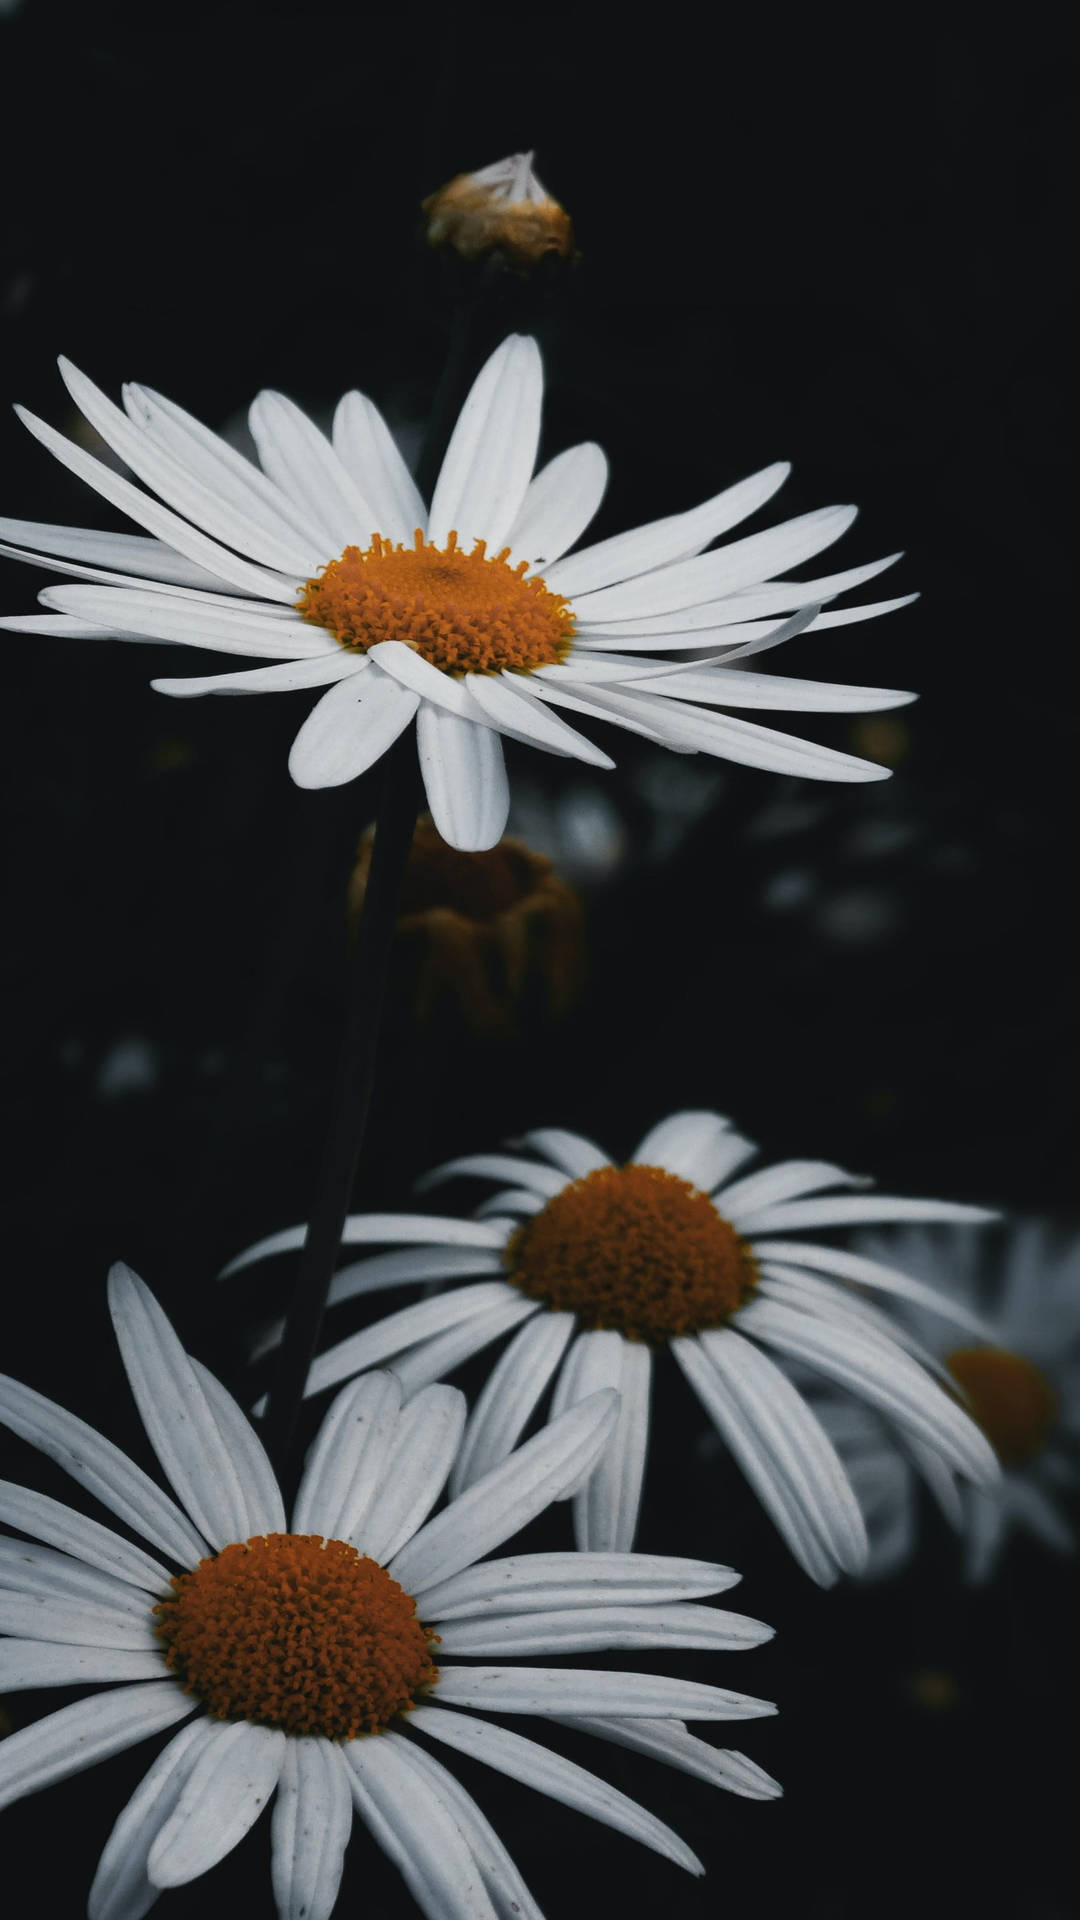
[224,1109,1000,1588]
[0,337,920,849]
[810,1222,1080,1581]
[0,1265,781,1920]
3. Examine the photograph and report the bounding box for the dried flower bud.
[349,818,584,1033]
[422,152,574,268]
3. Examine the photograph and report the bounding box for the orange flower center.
[505,1163,758,1343]
[154,1533,438,1740]
[945,1347,1058,1467]
[298,530,575,676]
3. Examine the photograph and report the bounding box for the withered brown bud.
[422,152,574,269]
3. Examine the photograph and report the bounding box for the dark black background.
[0,11,1075,1917]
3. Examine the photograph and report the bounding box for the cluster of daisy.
[1,169,1074,1915]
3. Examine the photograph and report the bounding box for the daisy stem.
[261,733,420,1475]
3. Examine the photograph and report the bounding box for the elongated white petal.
[418,1550,740,1619]
[749,1238,995,1337]
[609,689,892,781]
[357,1385,466,1565]
[220,1212,508,1278]
[123,381,334,557]
[547,1330,624,1499]
[737,1194,998,1235]
[390,1295,539,1400]
[717,1159,870,1221]
[757,1268,951,1384]
[736,1297,999,1481]
[41,583,323,658]
[270,1737,354,1920]
[473,1189,545,1219]
[555,1715,781,1800]
[631,665,915,713]
[0,1480,169,1590]
[89,1718,218,1920]
[0,1547,156,1622]
[671,1336,838,1585]
[291,1372,402,1540]
[287,669,418,788]
[631,1110,731,1182]
[15,405,300,600]
[347,1731,499,1920]
[107,1264,252,1549]
[0,1375,207,1566]
[569,505,857,622]
[148,1721,286,1886]
[435,1601,770,1656]
[60,360,321,575]
[416,1153,569,1198]
[544,462,791,599]
[512,1127,611,1177]
[434,1665,775,1720]
[574,1339,651,1553]
[416,703,511,851]
[410,1705,702,1874]
[306,1283,521,1400]
[716,594,918,662]
[465,672,616,768]
[388,1390,618,1595]
[330,1244,507,1306]
[153,652,362,697]
[0,1640,164,1690]
[188,1357,286,1535]
[0,515,244,589]
[395,1737,544,1920]
[0,612,124,639]
[526,674,700,748]
[450,1311,576,1497]
[0,1587,156,1649]
[249,389,382,553]
[367,640,489,718]
[333,390,427,545]
[508,442,609,568]
[0,1680,193,1814]
[580,552,903,635]
[428,335,543,552]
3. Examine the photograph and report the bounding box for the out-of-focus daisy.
[226,1110,999,1587]
[422,150,575,266]
[0,1266,781,1919]
[1,337,919,849]
[812,1223,1080,1581]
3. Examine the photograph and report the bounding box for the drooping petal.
[573,1339,651,1553]
[464,672,616,769]
[89,1717,218,1920]
[392,1736,544,1920]
[346,1730,499,1920]
[416,704,511,851]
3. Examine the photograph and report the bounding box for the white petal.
[450,1311,576,1497]
[415,1154,569,1199]
[465,672,616,768]
[15,404,300,600]
[434,1665,775,1720]
[148,1721,285,1887]
[511,1128,611,1177]
[703,1133,761,1190]
[187,1357,286,1535]
[419,1550,740,1620]
[89,1718,216,1920]
[0,1375,207,1567]
[333,390,427,545]
[291,1371,402,1539]
[0,514,245,589]
[367,639,489,718]
[748,1238,995,1337]
[153,652,362,698]
[394,1737,544,1920]
[526,675,700,748]
[0,1533,158,1612]
[270,1737,353,1920]
[0,1588,158,1648]
[671,1336,839,1586]
[735,1194,998,1235]
[507,442,609,568]
[435,1601,770,1656]
[287,669,418,789]
[473,1189,545,1219]
[630,1110,735,1188]
[631,666,915,713]
[107,1264,253,1549]
[555,1716,781,1801]
[757,1268,951,1383]
[574,1340,651,1553]
[388,1390,619,1596]
[543,461,791,598]
[0,1640,165,1691]
[356,1385,466,1565]
[606,691,893,781]
[329,1244,507,1306]
[416,704,511,851]
[41,583,323,658]
[0,612,122,639]
[410,1705,702,1875]
[568,505,858,622]
[59,360,321,575]
[248,389,383,553]
[389,1295,539,1400]
[0,1480,170,1591]
[717,1158,871,1221]
[306,1283,521,1400]
[346,1731,499,1920]
[220,1212,508,1278]
[0,1681,193,1814]
[543,1330,624,1500]
[428,335,543,551]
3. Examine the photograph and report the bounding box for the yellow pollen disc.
[154,1534,438,1740]
[298,529,575,677]
[945,1347,1058,1467]
[505,1163,758,1343]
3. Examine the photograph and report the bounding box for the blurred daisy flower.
[812,1223,1080,1581]
[1,337,918,849]
[0,1266,781,1918]
[226,1110,999,1587]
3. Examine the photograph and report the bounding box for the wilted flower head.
[422,151,575,266]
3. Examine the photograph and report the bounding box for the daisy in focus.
[0,1266,781,1920]
[225,1110,1001,1586]
[811,1222,1080,1581]
[0,338,919,849]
